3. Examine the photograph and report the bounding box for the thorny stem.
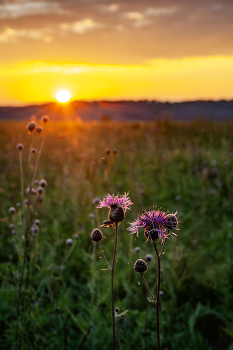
[111,222,118,350]
[153,242,161,350]
[97,242,112,271]
[140,273,156,304]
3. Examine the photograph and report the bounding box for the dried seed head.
[25,187,37,196]
[92,197,101,205]
[134,259,148,273]
[36,126,43,133]
[37,186,44,195]
[39,179,48,188]
[31,148,37,154]
[66,238,73,246]
[73,233,79,240]
[16,203,21,208]
[134,247,141,253]
[145,254,153,262]
[115,307,120,313]
[9,207,16,214]
[91,228,103,242]
[109,204,125,223]
[11,230,18,235]
[41,115,49,123]
[30,225,39,234]
[17,143,24,151]
[26,121,37,132]
[34,219,40,226]
[89,213,95,220]
[105,147,111,155]
[164,214,178,230]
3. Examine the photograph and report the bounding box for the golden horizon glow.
[56,89,71,103]
[0,55,233,105]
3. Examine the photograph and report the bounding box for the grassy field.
[0,119,232,350]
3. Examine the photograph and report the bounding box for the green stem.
[140,273,156,304]
[97,242,111,271]
[111,223,118,350]
[153,242,161,350]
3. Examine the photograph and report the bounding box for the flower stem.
[97,242,112,271]
[111,223,118,350]
[153,242,161,350]
[140,273,156,304]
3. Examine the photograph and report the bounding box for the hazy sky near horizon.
[1,0,233,105]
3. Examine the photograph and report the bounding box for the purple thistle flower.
[128,209,178,242]
[97,193,133,212]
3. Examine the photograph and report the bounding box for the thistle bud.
[37,186,44,195]
[115,307,120,313]
[16,203,21,208]
[134,259,148,273]
[9,207,16,214]
[92,197,101,205]
[91,228,103,242]
[73,233,79,240]
[109,204,124,223]
[36,126,43,133]
[17,143,24,151]
[66,238,73,246]
[39,179,48,188]
[31,148,37,154]
[41,115,49,123]
[105,147,111,155]
[9,224,14,229]
[30,225,39,234]
[11,230,18,235]
[34,219,40,226]
[26,121,37,132]
[134,247,141,253]
[145,254,153,262]
[164,214,178,230]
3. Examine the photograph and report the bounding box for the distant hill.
[0,100,233,122]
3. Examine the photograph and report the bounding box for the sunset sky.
[0,0,233,105]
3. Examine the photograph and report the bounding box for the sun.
[56,89,71,103]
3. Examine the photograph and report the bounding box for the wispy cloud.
[0,27,52,43]
[145,7,177,16]
[125,12,150,28]
[60,19,104,34]
[0,1,69,18]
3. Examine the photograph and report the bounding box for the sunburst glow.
[56,89,71,103]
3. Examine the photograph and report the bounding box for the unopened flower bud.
[164,214,178,230]
[145,254,153,262]
[109,204,124,223]
[17,143,24,151]
[91,228,103,242]
[134,259,148,273]
[39,179,48,188]
[9,207,16,214]
[26,121,37,132]
[66,238,73,246]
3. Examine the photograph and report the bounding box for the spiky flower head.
[97,193,133,223]
[91,228,103,242]
[134,259,148,273]
[128,208,178,242]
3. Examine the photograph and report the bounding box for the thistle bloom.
[128,208,178,242]
[97,193,133,223]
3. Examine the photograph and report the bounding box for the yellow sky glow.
[0,55,233,105]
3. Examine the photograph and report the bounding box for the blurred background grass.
[0,119,232,350]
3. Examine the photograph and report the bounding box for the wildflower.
[92,197,101,205]
[66,238,73,246]
[37,186,44,195]
[36,126,43,133]
[26,121,37,132]
[9,207,16,214]
[30,225,39,234]
[34,219,40,226]
[128,208,178,242]
[31,148,37,154]
[41,115,49,123]
[39,179,48,188]
[134,247,141,253]
[91,228,103,242]
[98,193,132,223]
[145,254,153,262]
[17,143,24,151]
[134,259,148,273]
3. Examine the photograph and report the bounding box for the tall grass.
[0,119,232,349]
